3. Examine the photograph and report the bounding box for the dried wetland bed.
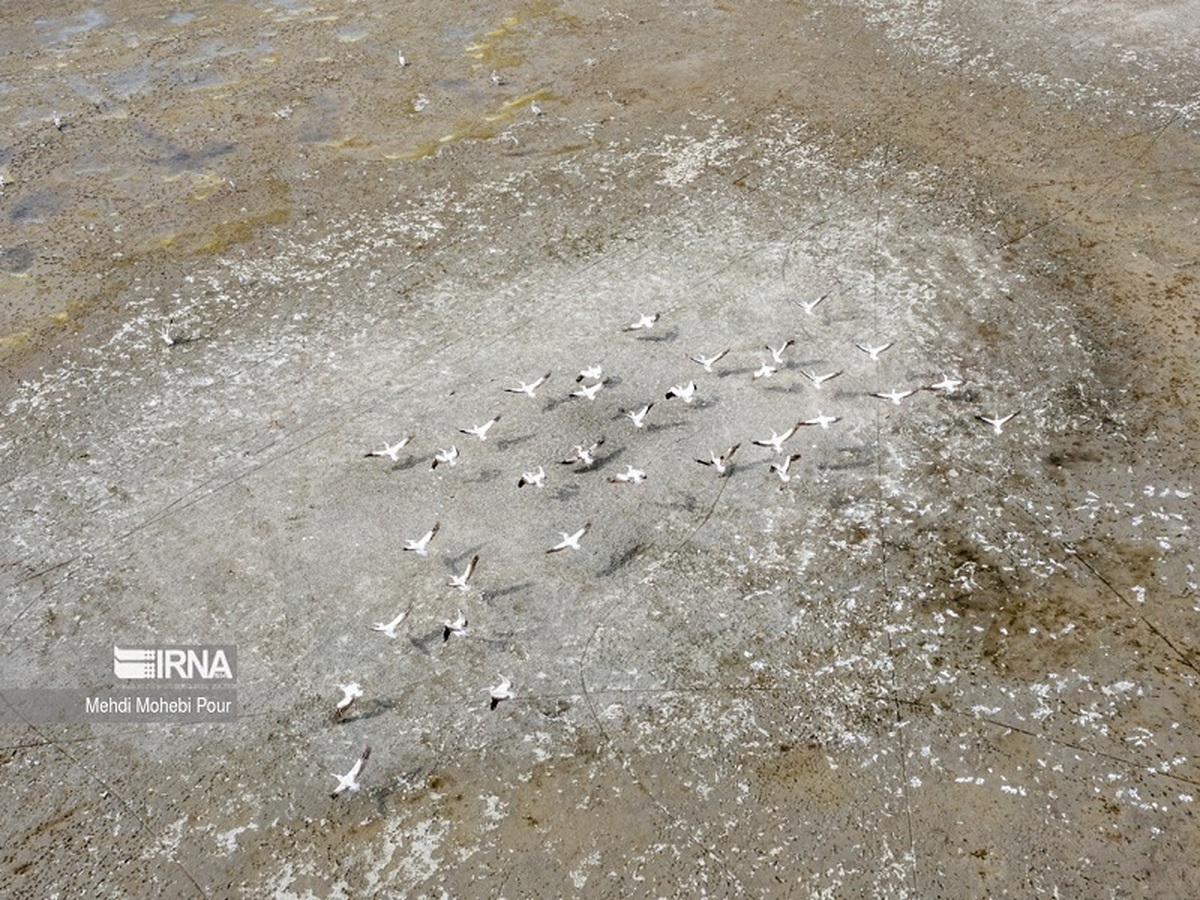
[2,0,1199,896]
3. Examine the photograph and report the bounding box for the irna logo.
[113,645,237,682]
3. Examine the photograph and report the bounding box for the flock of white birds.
[325,300,1020,799]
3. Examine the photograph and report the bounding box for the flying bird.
[689,349,730,372]
[871,388,916,405]
[547,522,591,553]
[576,364,602,383]
[332,682,363,721]
[665,381,698,403]
[561,439,605,468]
[504,372,551,397]
[801,369,843,389]
[365,435,414,462]
[923,375,964,393]
[696,443,740,476]
[766,339,795,365]
[517,465,546,488]
[460,415,501,441]
[976,411,1021,435]
[447,555,480,592]
[623,313,660,332]
[571,380,606,401]
[330,746,371,799]
[431,446,459,469]
[752,422,802,454]
[855,341,894,361]
[797,292,829,315]
[443,609,469,642]
[489,675,513,710]
[402,521,441,555]
[623,403,654,429]
[752,361,778,380]
[799,412,842,429]
[769,453,803,484]
[370,604,414,639]
[609,465,647,484]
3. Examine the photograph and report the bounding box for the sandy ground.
[2,0,1200,896]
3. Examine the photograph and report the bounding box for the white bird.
[490,69,504,86]
[431,446,459,469]
[623,403,654,429]
[561,439,605,468]
[923,375,964,393]
[370,604,414,639]
[766,339,795,365]
[571,380,605,401]
[802,369,843,389]
[460,415,501,441]
[158,325,176,346]
[752,422,802,454]
[798,292,829,315]
[623,312,660,332]
[443,609,469,642]
[330,746,371,799]
[504,372,551,397]
[665,380,698,403]
[856,341,894,360]
[489,674,513,710]
[397,50,409,67]
[530,100,543,116]
[402,521,441,555]
[517,465,546,488]
[872,388,916,405]
[799,412,842,429]
[696,443,740,476]
[769,452,803,483]
[332,682,364,721]
[976,411,1020,435]
[576,364,602,382]
[365,435,414,461]
[609,465,647,484]
[752,361,778,380]
[447,555,480,592]
[547,522,591,553]
[689,349,730,372]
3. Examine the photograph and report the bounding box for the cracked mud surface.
[2,1,1199,896]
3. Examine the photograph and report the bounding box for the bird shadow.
[635,327,679,343]
[550,482,582,502]
[644,420,683,435]
[443,545,484,573]
[339,698,397,723]
[587,446,626,473]
[816,445,877,471]
[481,581,535,606]
[690,397,719,411]
[464,467,503,484]
[496,432,537,452]
[409,627,447,655]
[596,542,648,578]
[390,454,424,473]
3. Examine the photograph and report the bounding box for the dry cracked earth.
[2,0,1199,897]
